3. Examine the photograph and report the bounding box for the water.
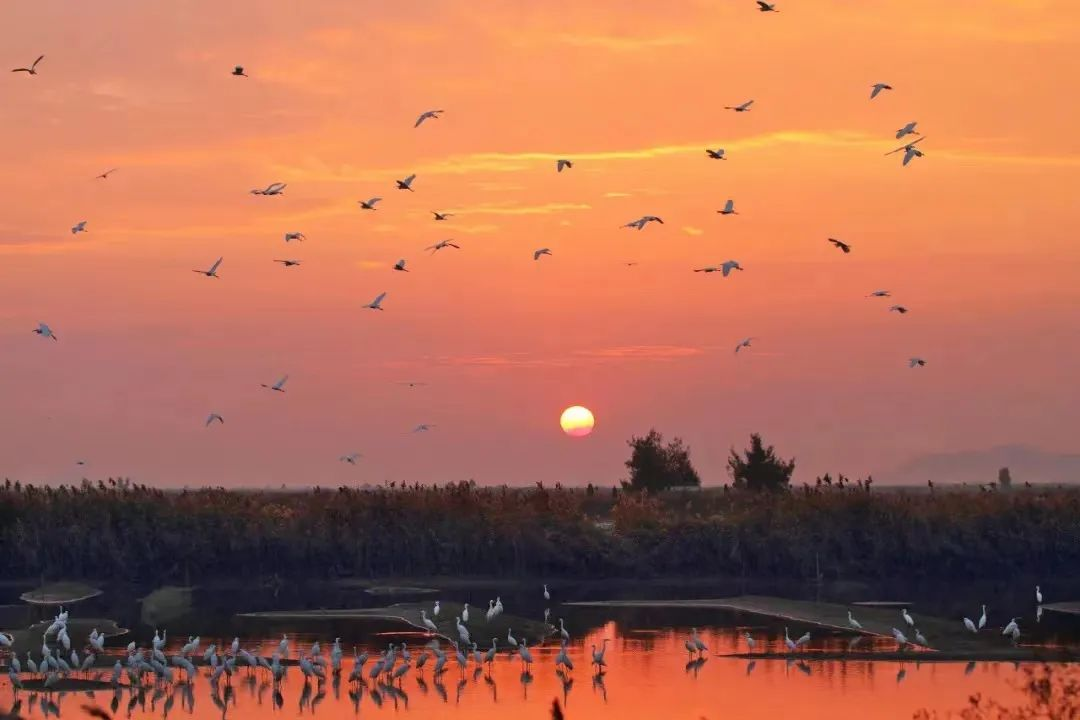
[0,579,1073,719]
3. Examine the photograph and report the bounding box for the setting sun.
[560,406,595,437]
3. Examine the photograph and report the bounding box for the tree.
[622,429,701,493]
[728,434,795,492]
[999,466,1013,491]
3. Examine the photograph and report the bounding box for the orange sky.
[2,0,1080,487]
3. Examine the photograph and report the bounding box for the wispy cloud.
[575,345,704,360]
[682,227,705,236]
[555,33,695,51]
[440,344,704,369]
[454,224,501,235]
[604,191,632,198]
[448,202,591,216]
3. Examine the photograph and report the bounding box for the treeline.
[1,478,1079,583]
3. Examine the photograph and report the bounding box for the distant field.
[1,478,1078,584]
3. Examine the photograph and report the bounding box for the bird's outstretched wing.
[403,174,416,184]
[209,257,223,273]
[885,136,926,155]
[32,55,45,70]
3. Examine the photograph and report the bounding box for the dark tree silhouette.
[622,429,701,493]
[728,433,795,492]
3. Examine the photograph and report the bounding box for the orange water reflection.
[1,624,1029,720]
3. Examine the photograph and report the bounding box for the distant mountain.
[886,444,1080,486]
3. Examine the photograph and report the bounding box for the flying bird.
[868,289,890,297]
[261,375,289,392]
[358,197,382,210]
[364,292,387,310]
[274,259,301,267]
[828,238,851,253]
[717,199,738,215]
[870,83,892,99]
[705,148,727,160]
[251,182,286,195]
[396,174,417,191]
[412,424,436,433]
[414,110,444,127]
[284,232,305,242]
[556,159,573,173]
[339,453,362,465]
[534,248,552,260]
[193,257,223,278]
[232,65,248,77]
[889,305,909,314]
[724,100,754,112]
[735,337,754,354]
[95,168,118,180]
[12,55,44,75]
[71,221,88,235]
[205,413,224,427]
[886,136,926,166]
[397,381,428,388]
[756,1,779,11]
[895,121,919,140]
[426,239,460,253]
[393,258,409,272]
[432,211,453,221]
[622,215,664,230]
[33,322,58,341]
[909,357,927,368]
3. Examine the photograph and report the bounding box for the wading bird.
[848,610,862,630]
[413,424,436,433]
[735,337,754,353]
[828,238,851,253]
[890,305,908,314]
[261,375,288,392]
[979,605,988,629]
[232,65,248,77]
[394,258,409,272]
[870,83,892,99]
[432,211,453,221]
[396,174,417,191]
[868,289,891,297]
[96,168,118,180]
[339,453,362,465]
[705,148,726,160]
[415,110,444,128]
[193,257,223,278]
[909,357,927,368]
[534,248,552,261]
[33,322,58,341]
[964,617,978,633]
[886,136,926,166]
[896,121,919,140]
[1036,586,1044,604]
[717,199,738,215]
[902,608,915,627]
[358,197,382,210]
[364,292,387,310]
[556,159,573,172]
[251,182,286,195]
[284,232,305,242]
[274,259,301,267]
[12,55,44,75]
[71,221,88,235]
[205,413,223,427]
[757,1,779,11]
[426,239,460,253]
[724,100,754,112]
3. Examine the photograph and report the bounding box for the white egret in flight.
[232,65,248,77]
[886,136,926,166]
[735,337,754,353]
[757,1,779,11]
[339,453,362,465]
[694,260,742,276]
[724,100,754,112]
[251,182,286,195]
[556,159,573,172]
[868,289,890,297]
[205,413,224,427]
[193,257,223,278]
[396,174,417,191]
[828,238,851,253]
[895,121,919,140]
[364,292,387,310]
[889,305,908,314]
[705,148,726,160]
[95,168,118,180]
[622,215,664,230]
[717,199,738,215]
[432,211,453,221]
[358,197,382,210]
[33,322,58,341]
[534,248,552,260]
[413,424,436,433]
[261,375,289,392]
[426,239,460,253]
[415,110,444,127]
[71,221,88,235]
[284,232,305,242]
[393,258,409,272]
[909,357,927,368]
[870,83,892,99]
[274,259,301,267]
[12,55,44,75]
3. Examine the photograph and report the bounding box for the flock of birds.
[11,0,938,473]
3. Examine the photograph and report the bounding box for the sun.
[560,406,595,437]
